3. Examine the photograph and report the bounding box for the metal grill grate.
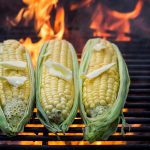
[0,41,150,150]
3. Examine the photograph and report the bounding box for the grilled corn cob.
[36,39,79,133]
[0,40,35,136]
[79,38,130,142]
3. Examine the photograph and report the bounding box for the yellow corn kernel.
[82,39,119,118]
[40,39,74,124]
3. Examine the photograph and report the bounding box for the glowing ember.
[47,141,126,145]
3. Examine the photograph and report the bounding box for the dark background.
[0,0,150,43]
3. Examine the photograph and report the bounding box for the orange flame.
[11,0,64,65]
[70,0,93,11]
[90,0,143,41]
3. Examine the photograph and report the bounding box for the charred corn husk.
[0,40,35,136]
[36,39,79,133]
[79,38,130,142]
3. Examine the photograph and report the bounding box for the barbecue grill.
[0,38,150,149]
[0,0,150,149]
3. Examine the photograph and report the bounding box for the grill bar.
[125,103,150,108]
[28,118,150,124]
[0,135,150,141]
[21,126,150,133]
[0,145,149,150]
[128,96,150,101]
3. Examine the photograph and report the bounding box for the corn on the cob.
[0,40,35,136]
[36,39,79,133]
[79,38,130,142]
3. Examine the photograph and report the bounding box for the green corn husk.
[79,38,130,142]
[0,40,35,136]
[36,39,79,133]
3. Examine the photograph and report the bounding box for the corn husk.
[79,38,130,142]
[36,39,79,133]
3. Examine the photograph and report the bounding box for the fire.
[90,0,143,41]
[10,0,144,65]
[70,0,93,11]
[10,0,65,65]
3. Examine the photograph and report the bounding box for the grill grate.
[0,41,150,150]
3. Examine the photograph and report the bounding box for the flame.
[10,0,144,65]
[10,0,65,65]
[70,0,93,11]
[90,0,143,41]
